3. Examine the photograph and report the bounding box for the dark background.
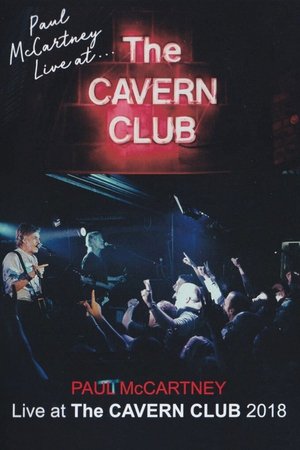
[1,1,300,450]
[1,0,300,173]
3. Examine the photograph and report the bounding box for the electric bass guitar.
[72,266,127,305]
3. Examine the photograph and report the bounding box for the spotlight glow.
[80,227,87,237]
[0,223,18,239]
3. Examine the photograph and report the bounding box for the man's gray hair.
[85,231,102,248]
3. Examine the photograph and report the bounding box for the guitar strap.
[13,250,42,304]
[13,252,51,321]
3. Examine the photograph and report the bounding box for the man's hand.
[127,298,139,308]
[143,279,152,291]
[182,252,196,268]
[141,280,155,307]
[32,263,49,278]
[230,257,245,276]
[81,275,94,285]
[83,290,103,321]
[81,275,115,290]
[231,257,241,268]
[116,274,127,283]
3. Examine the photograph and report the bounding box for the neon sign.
[87,35,218,146]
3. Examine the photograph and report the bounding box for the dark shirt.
[81,252,108,298]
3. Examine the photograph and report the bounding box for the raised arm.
[183,253,223,304]
[231,257,255,298]
[83,290,127,352]
[141,280,176,329]
[122,298,140,330]
[182,252,204,281]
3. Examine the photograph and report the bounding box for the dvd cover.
[1,1,299,450]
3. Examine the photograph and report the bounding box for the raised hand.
[127,298,139,308]
[231,257,241,268]
[84,289,102,321]
[116,274,127,283]
[183,252,196,267]
[143,279,152,292]
[81,275,94,285]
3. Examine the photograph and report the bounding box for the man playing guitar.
[81,231,126,305]
[2,223,50,357]
[2,223,48,304]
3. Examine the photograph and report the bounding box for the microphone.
[104,242,116,249]
[37,244,53,255]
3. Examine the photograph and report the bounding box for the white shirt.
[2,248,42,301]
[203,277,223,304]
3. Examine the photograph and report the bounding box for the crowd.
[2,240,300,400]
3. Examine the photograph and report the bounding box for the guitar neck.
[94,280,113,290]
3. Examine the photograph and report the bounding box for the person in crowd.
[1,230,298,395]
[81,290,176,357]
[140,279,205,355]
[230,257,256,299]
[172,273,194,299]
[122,297,177,341]
[183,252,224,304]
[222,290,250,322]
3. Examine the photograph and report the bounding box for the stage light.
[173,195,208,220]
[52,218,61,228]
[44,225,87,240]
[80,227,87,237]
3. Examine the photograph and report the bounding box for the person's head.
[180,335,214,361]
[85,231,105,253]
[148,300,177,327]
[222,311,263,352]
[16,223,41,254]
[223,291,249,321]
[173,274,193,295]
[175,282,202,311]
[272,283,287,302]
